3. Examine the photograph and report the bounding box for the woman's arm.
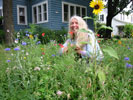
[59,39,70,54]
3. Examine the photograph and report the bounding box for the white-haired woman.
[60,15,103,61]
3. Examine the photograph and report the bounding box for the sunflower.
[90,0,104,15]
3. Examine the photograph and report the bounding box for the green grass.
[0,38,132,100]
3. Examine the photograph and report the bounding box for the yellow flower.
[111,33,114,37]
[24,57,26,60]
[41,48,44,50]
[131,32,133,37]
[89,0,104,15]
[118,40,122,45]
[29,35,33,39]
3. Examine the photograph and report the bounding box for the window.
[17,5,27,25]
[32,1,48,24]
[62,2,87,22]
[99,14,104,21]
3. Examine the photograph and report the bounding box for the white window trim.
[62,2,87,23]
[17,5,27,25]
[32,1,48,24]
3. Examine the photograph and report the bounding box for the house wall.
[49,0,94,31]
[13,0,94,31]
[12,0,29,31]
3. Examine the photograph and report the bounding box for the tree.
[105,0,132,39]
[3,0,14,45]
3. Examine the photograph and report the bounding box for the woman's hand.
[63,47,68,53]
[75,47,82,54]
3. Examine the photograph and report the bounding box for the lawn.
[0,38,132,100]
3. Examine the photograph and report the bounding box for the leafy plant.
[124,24,133,38]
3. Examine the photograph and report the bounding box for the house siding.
[12,0,29,31]
[49,0,94,30]
[13,0,94,31]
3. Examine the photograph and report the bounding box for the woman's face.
[70,18,79,33]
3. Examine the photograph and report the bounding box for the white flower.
[34,67,40,71]
[7,29,10,32]
[15,39,18,43]
[67,93,70,99]
[56,90,63,96]
[26,52,29,56]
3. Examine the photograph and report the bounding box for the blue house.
[3,0,94,31]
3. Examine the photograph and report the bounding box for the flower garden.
[0,31,132,99]
[0,0,132,99]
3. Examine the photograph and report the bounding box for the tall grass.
[0,37,132,100]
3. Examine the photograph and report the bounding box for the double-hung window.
[62,2,87,22]
[17,5,27,25]
[32,1,48,24]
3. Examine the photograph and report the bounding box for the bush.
[124,24,133,38]
[113,35,121,40]
[20,24,67,44]
[97,25,113,38]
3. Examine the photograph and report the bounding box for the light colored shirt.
[60,33,104,61]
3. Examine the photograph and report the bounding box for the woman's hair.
[68,15,92,48]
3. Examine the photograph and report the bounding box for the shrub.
[124,24,133,38]
[97,25,113,38]
[113,35,121,40]
[21,24,67,44]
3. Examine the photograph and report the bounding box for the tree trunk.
[3,0,14,46]
[105,15,113,39]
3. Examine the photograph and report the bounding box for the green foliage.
[103,46,119,59]
[21,24,67,44]
[0,29,5,43]
[97,25,113,38]
[113,35,121,39]
[124,24,133,38]
[0,36,132,99]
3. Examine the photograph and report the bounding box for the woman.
[60,15,103,61]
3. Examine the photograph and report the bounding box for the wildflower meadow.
[0,31,132,100]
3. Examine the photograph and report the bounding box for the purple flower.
[22,42,27,46]
[25,31,29,33]
[36,41,41,45]
[124,57,129,61]
[52,54,55,57]
[6,60,11,62]
[5,48,11,51]
[14,47,20,51]
[126,63,132,68]
[26,34,29,37]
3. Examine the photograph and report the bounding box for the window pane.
[82,8,86,18]
[33,7,37,23]
[64,4,68,21]
[43,4,47,21]
[38,5,42,21]
[70,6,74,17]
[43,4,46,11]
[20,16,25,24]
[100,15,104,21]
[76,7,80,16]
[19,8,25,16]
[43,13,47,20]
